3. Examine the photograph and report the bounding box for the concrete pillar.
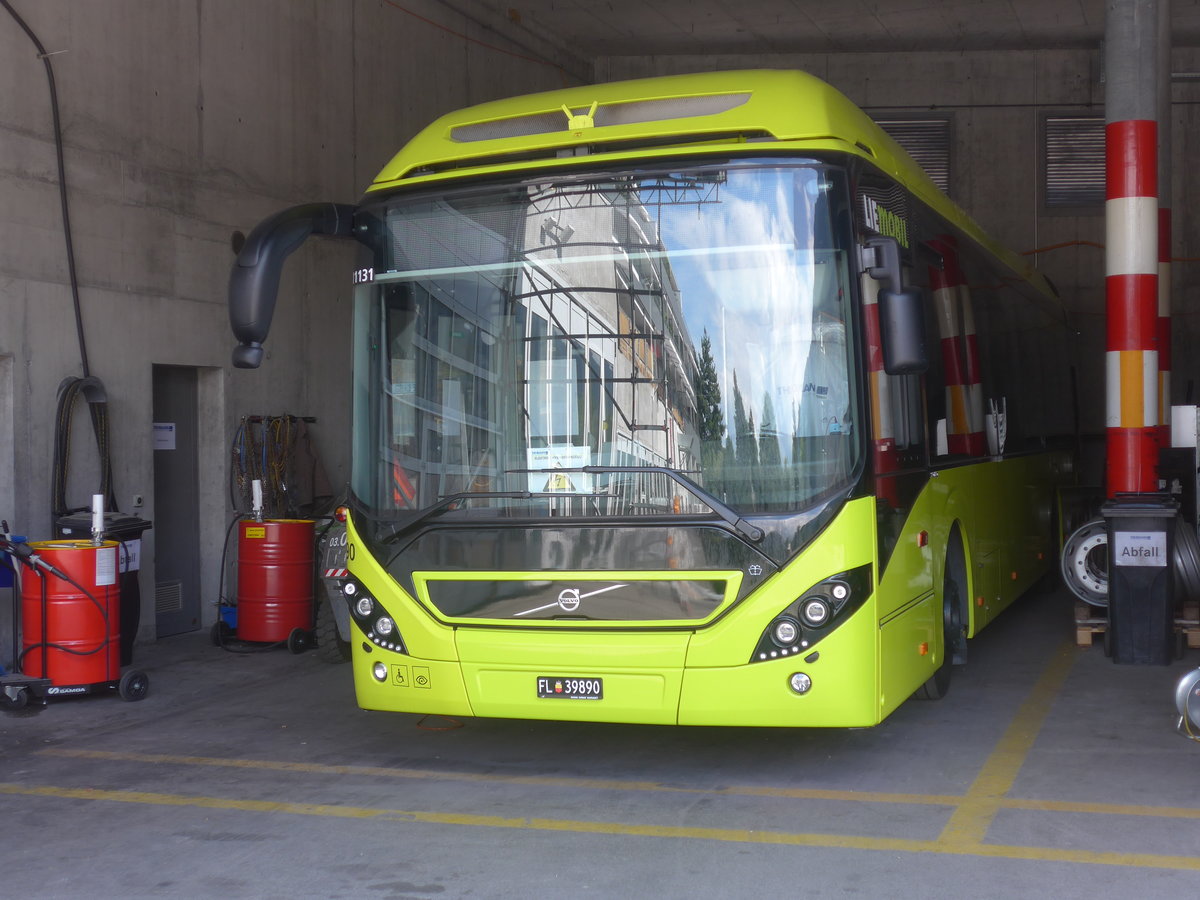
[1105,0,1161,496]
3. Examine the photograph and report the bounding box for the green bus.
[229,70,1071,727]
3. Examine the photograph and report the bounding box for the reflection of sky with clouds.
[654,167,847,451]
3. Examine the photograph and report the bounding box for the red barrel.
[236,519,314,642]
[20,540,121,685]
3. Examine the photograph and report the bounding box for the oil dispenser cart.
[0,536,149,711]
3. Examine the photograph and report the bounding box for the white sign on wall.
[153,422,176,450]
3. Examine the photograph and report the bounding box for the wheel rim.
[1061,518,1109,607]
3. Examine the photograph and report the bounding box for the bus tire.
[915,543,966,701]
[314,594,351,663]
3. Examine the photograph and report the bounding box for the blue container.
[0,535,26,589]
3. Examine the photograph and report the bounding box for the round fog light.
[789,672,812,694]
[355,596,374,617]
[372,661,388,682]
[376,616,394,636]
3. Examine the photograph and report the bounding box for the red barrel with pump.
[20,540,121,685]
[236,519,314,642]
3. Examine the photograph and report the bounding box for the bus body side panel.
[678,605,880,726]
[875,471,943,715]
[679,495,881,726]
[875,452,1066,719]
[350,619,476,717]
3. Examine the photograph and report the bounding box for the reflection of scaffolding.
[528,176,723,213]
[516,180,712,472]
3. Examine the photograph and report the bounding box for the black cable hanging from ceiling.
[1,0,89,376]
[3,1,117,516]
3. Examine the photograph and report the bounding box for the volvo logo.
[515,583,628,617]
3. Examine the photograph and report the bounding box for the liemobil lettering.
[862,196,909,248]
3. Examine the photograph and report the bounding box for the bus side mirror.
[879,287,928,375]
[229,203,357,368]
[861,236,928,376]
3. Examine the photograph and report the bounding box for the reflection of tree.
[758,393,781,468]
[732,373,758,469]
[729,372,759,503]
[758,391,785,505]
[694,331,725,473]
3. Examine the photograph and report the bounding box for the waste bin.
[55,513,152,666]
[1103,495,1177,665]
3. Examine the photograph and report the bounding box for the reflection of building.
[381,180,705,513]
[519,182,700,488]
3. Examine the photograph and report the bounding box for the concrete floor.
[2,582,1199,899]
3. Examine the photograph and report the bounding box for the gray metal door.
[152,365,201,636]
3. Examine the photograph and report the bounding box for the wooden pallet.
[1075,601,1107,647]
[1075,601,1200,648]
[1180,602,1200,649]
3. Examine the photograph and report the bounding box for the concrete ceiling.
[488,0,1200,57]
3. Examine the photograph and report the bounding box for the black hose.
[2,4,117,520]
[51,377,116,517]
[0,0,89,375]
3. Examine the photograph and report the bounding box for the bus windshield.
[350,160,862,528]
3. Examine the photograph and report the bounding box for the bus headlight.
[747,565,872,665]
[343,577,408,655]
[772,618,800,647]
[789,672,812,694]
[372,662,388,682]
[801,598,831,627]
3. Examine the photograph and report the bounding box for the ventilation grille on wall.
[873,118,952,194]
[1044,116,1105,208]
[155,580,183,614]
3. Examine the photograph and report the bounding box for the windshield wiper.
[379,491,535,543]
[379,489,605,543]
[513,465,764,542]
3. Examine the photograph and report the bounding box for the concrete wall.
[0,0,579,665]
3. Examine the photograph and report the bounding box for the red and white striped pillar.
[861,273,900,504]
[930,239,986,457]
[1105,0,1160,496]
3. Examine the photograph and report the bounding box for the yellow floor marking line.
[41,748,961,807]
[3,781,1200,872]
[938,640,1077,845]
[40,746,1200,821]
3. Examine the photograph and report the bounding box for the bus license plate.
[536,677,603,700]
